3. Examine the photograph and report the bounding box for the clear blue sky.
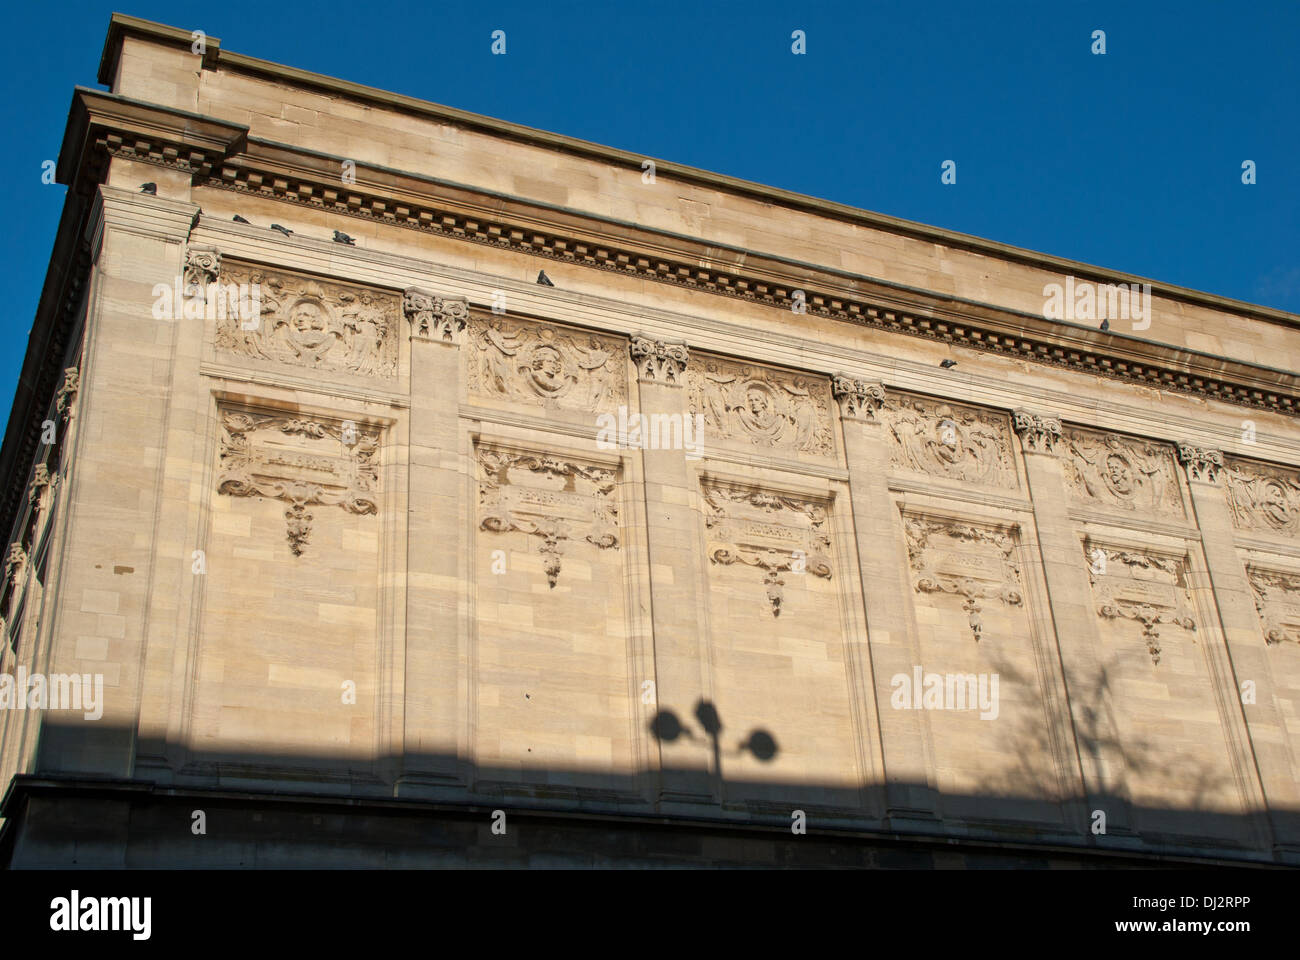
[2,1,1297,424]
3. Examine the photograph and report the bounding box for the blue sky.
[2,1,1297,423]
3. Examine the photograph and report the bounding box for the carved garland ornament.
[903,516,1023,642]
[1085,544,1196,665]
[217,410,381,556]
[702,480,832,617]
[476,446,620,588]
[1011,410,1062,454]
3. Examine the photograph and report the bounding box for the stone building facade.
[0,14,1298,866]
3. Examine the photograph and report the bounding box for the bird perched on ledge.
[537,270,554,286]
[270,223,293,237]
[333,230,355,245]
[139,182,156,195]
[940,359,957,369]
[232,214,250,224]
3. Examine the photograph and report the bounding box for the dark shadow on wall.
[0,710,1295,868]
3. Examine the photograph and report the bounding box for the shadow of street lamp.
[649,699,779,782]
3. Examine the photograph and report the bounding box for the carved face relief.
[883,395,1017,489]
[214,262,399,379]
[468,316,625,411]
[1062,428,1182,518]
[688,356,834,459]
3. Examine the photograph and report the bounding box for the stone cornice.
[88,16,1300,337]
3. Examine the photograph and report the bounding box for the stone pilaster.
[1012,408,1132,838]
[630,334,715,806]
[400,289,470,790]
[1177,443,1289,851]
[834,376,938,821]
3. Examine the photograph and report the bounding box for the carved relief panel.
[701,479,833,617]
[214,261,399,380]
[882,393,1017,489]
[1225,457,1300,538]
[475,444,620,588]
[466,314,627,412]
[1061,427,1184,519]
[1084,543,1196,665]
[688,355,835,460]
[1246,566,1300,646]
[903,515,1024,641]
[217,406,382,556]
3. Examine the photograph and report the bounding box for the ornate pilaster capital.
[55,367,80,420]
[630,334,689,385]
[831,374,886,422]
[5,542,26,583]
[403,288,470,344]
[1177,443,1224,484]
[1012,409,1063,455]
[27,464,51,505]
[184,248,221,291]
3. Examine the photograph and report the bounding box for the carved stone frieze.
[688,356,835,458]
[475,445,620,588]
[1176,443,1224,485]
[467,315,627,411]
[630,334,689,385]
[883,394,1017,489]
[832,375,886,422]
[1061,427,1184,518]
[1225,458,1300,538]
[27,464,50,505]
[214,262,399,379]
[702,479,832,617]
[217,407,382,556]
[1246,566,1300,646]
[403,288,470,344]
[903,516,1023,641]
[1011,410,1062,455]
[1085,543,1196,665]
[5,543,26,584]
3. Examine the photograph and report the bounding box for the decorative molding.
[1061,427,1184,518]
[55,367,80,420]
[1246,566,1300,646]
[1011,409,1062,454]
[1085,543,1196,665]
[184,248,221,293]
[217,407,381,556]
[467,315,626,411]
[689,355,835,458]
[884,394,1018,489]
[832,375,886,422]
[1176,443,1224,485]
[27,465,50,506]
[1225,458,1300,538]
[184,157,1300,418]
[702,478,832,617]
[629,334,689,385]
[214,261,399,379]
[475,445,620,588]
[403,288,469,344]
[5,542,26,585]
[903,515,1023,641]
